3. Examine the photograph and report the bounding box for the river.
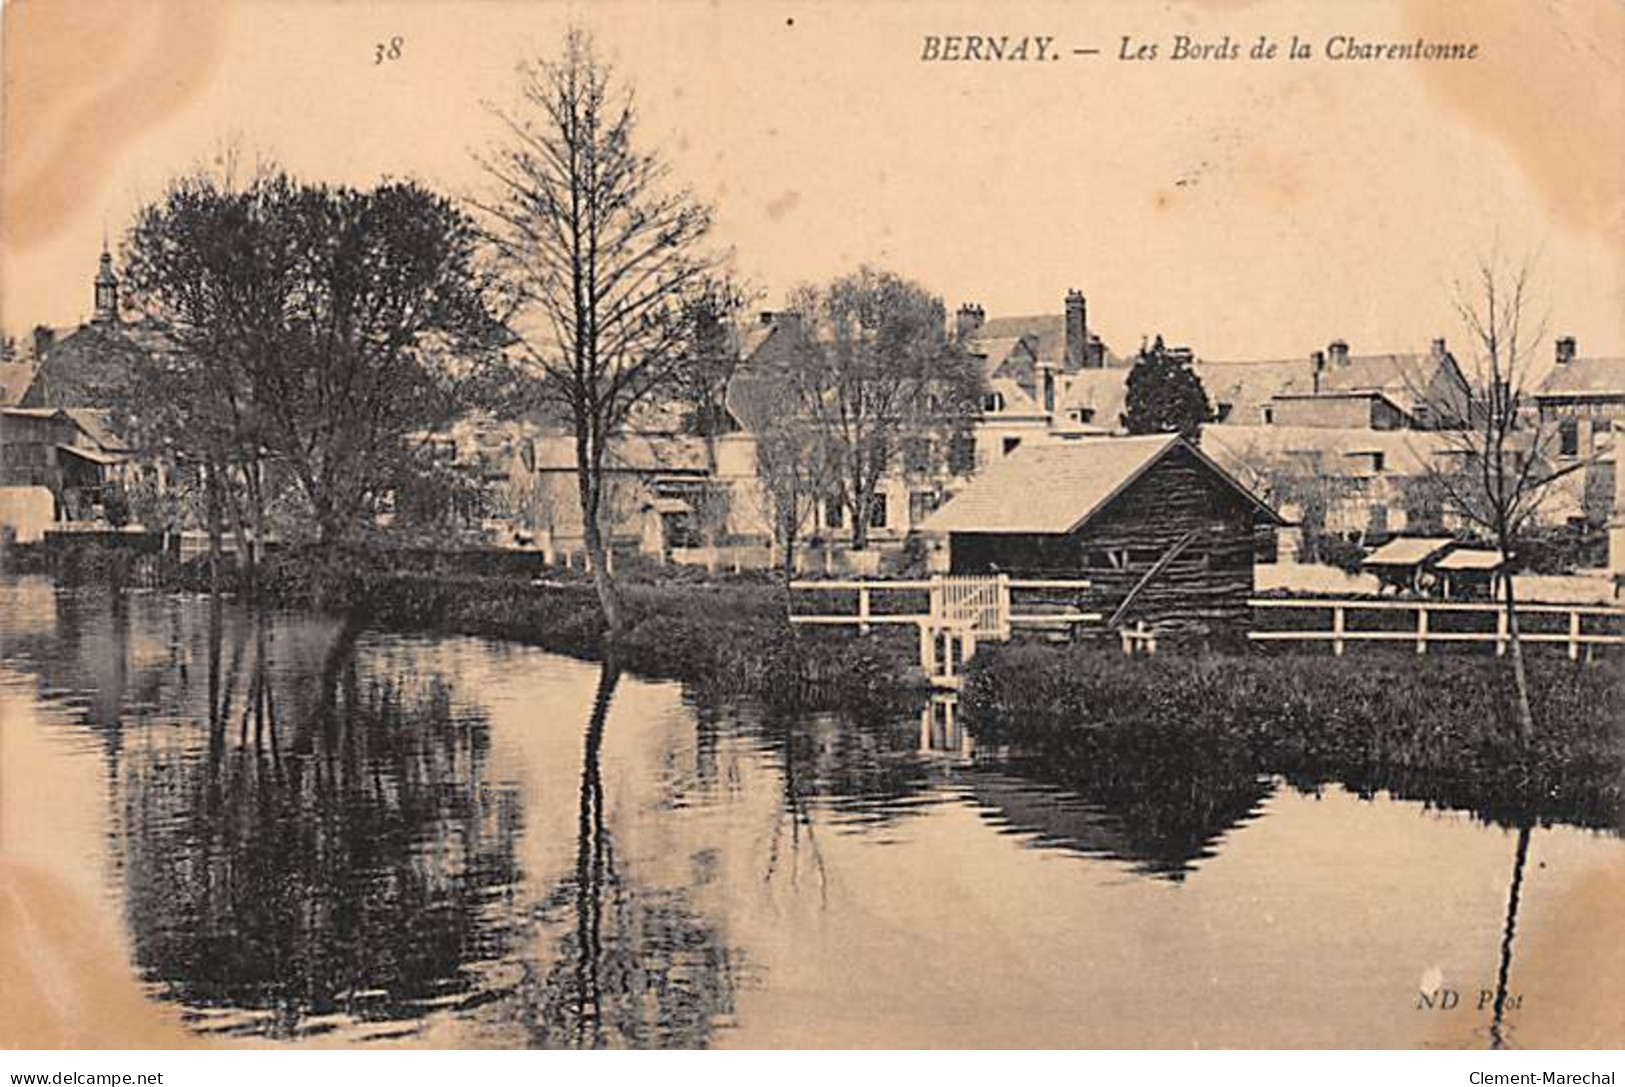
[1,577,1621,1048]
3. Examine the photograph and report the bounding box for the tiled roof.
[920,434,1279,534]
[1057,370,1129,429]
[1535,358,1625,398]
[19,320,168,409]
[1197,351,1462,422]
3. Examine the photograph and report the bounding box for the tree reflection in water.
[955,702,1274,879]
[512,660,745,1049]
[119,612,525,1039]
[1488,823,1533,1050]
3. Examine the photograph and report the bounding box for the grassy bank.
[349,570,920,709]
[962,643,1625,830]
[9,541,922,709]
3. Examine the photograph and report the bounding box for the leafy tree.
[1123,335,1214,437]
[474,29,722,634]
[774,267,983,550]
[122,171,506,569]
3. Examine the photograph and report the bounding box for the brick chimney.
[1311,349,1326,394]
[1556,336,1577,365]
[1431,337,1448,359]
[1327,339,1350,367]
[1065,289,1089,369]
[32,325,54,359]
[955,302,985,342]
[1037,362,1057,415]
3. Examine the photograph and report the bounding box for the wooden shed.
[920,435,1282,638]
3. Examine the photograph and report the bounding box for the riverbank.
[354,569,922,709]
[961,642,1625,831]
[12,546,1622,829]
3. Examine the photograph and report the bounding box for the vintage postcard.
[1,0,1622,1059]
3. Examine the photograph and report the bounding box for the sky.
[3,0,1622,365]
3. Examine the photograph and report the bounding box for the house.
[1197,338,1472,429]
[959,290,1125,463]
[0,406,132,535]
[1533,336,1623,530]
[1202,423,1460,543]
[499,430,723,560]
[1534,336,1625,455]
[920,434,1283,638]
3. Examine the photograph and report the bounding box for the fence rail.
[1248,597,1625,659]
[789,575,1099,687]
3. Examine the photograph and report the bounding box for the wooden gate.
[935,574,1009,640]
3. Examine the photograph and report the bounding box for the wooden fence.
[1248,598,1625,660]
[789,576,1098,686]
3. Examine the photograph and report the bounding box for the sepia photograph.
[1,0,1622,1064]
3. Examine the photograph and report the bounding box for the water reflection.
[508,661,744,1048]
[1489,823,1533,1050]
[118,611,525,1039]
[923,692,1272,879]
[2,578,1618,1048]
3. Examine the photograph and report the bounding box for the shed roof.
[1361,536,1455,567]
[1434,548,1505,571]
[920,434,1281,535]
[57,443,124,466]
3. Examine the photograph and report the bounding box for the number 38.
[374,36,404,64]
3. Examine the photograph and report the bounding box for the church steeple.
[92,245,119,324]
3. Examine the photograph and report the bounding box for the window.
[868,498,888,529]
[982,391,1006,413]
[1262,406,1275,425]
[1560,418,1580,457]
[824,501,844,529]
[1074,407,1096,424]
[904,436,934,476]
[1371,452,1385,473]
[909,491,940,525]
[1002,436,1022,456]
[947,434,977,475]
[1216,402,1233,423]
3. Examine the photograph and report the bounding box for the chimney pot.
[1327,339,1350,366]
[1556,336,1577,365]
[1431,337,1448,358]
[955,302,985,341]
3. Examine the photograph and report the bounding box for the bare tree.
[754,414,835,587]
[775,268,983,551]
[1415,252,1594,741]
[475,29,723,633]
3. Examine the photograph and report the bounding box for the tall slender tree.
[474,29,723,633]
[1413,252,1596,741]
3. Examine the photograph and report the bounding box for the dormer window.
[981,391,1006,413]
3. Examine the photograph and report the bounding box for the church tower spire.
[92,244,119,324]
